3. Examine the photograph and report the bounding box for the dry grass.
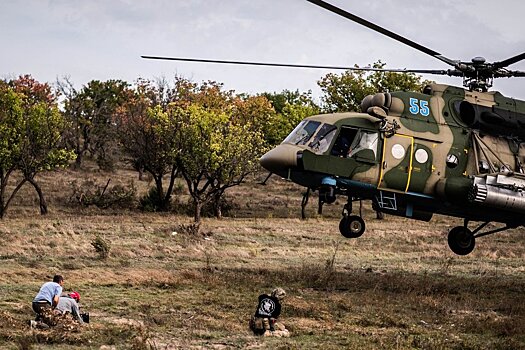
[0,163,524,349]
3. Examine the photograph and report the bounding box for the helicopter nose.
[260,144,302,175]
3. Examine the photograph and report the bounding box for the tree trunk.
[28,178,48,215]
[215,203,222,219]
[164,165,178,204]
[0,172,5,219]
[153,176,167,211]
[213,194,222,219]
[1,177,27,219]
[193,200,202,223]
[74,152,83,169]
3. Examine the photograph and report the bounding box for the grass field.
[0,165,524,349]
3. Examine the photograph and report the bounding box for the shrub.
[139,186,171,212]
[91,235,110,259]
[175,195,239,218]
[69,179,136,209]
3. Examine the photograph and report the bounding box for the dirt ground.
[0,166,524,349]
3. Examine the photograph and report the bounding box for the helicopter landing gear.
[447,220,518,255]
[447,226,475,256]
[339,198,366,238]
[339,215,365,238]
[301,188,311,220]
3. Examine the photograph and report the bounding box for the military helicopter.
[142,0,525,255]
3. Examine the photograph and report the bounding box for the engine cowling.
[456,100,525,140]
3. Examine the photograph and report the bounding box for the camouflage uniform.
[249,288,290,337]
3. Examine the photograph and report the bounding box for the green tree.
[177,82,268,223]
[61,79,129,169]
[0,81,25,218]
[178,105,266,222]
[261,89,306,114]
[116,80,180,211]
[0,76,75,218]
[259,90,319,146]
[318,61,431,112]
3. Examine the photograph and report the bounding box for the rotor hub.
[471,56,486,65]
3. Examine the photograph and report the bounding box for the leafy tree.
[178,104,266,222]
[0,81,25,218]
[61,79,129,169]
[116,80,180,211]
[176,82,269,222]
[318,60,432,112]
[259,90,320,146]
[0,76,75,218]
[261,89,314,114]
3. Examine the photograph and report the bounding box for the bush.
[201,195,239,218]
[69,179,136,209]
[139,186,171,212]
[174,195,239,218]
[91,235,110,259]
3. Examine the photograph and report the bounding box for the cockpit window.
[330,127,378,162]
[348,130,379,160]
[283,120,321,145]
[331,127,359,157]
[309,124,337,154]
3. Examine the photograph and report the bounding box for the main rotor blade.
[509,71,525,77]
[493,53,525,69]
[306,0,458,67]
[141,55,450,75]
[142,55,361,70]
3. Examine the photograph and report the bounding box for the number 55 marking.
[409,98,430,117]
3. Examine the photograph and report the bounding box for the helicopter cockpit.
[282,120,337,155]
[329,127,379,162]
[282,118,379,163]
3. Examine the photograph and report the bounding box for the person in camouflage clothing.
[249,288,290,337]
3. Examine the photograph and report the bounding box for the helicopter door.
[378,134,414,192]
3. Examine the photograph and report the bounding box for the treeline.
[0,63,429,220]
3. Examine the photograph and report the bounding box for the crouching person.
[249,288,290,337]
[56,291,84,324]
[31,275,64,328]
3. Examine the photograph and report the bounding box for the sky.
[2,0,525,102]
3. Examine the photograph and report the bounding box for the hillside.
[0,165,524,349]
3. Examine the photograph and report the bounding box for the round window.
[391,144,405,160]
[415,149,429,163]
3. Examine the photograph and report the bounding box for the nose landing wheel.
[339,215,366,238]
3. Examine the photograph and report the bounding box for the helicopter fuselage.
[260,83,525,227]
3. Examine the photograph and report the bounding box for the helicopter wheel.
[447,226,475,255]
[339,215,366,238]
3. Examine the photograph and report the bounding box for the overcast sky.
[2,0,524,101]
